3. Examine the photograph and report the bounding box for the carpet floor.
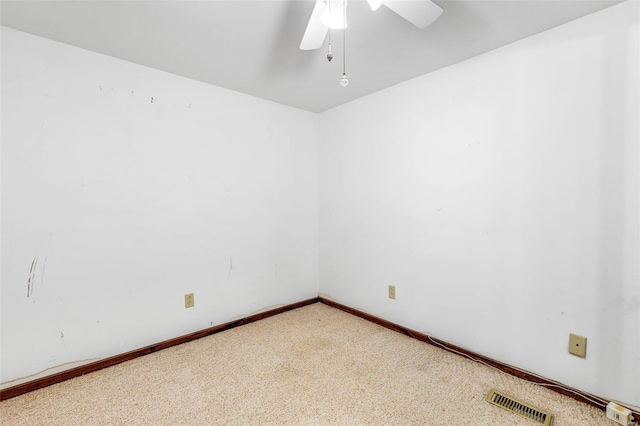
[0,303,611,425]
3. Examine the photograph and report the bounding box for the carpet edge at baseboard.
[317,297,639,422]
[4,295,636,423]
[0,297,320,401]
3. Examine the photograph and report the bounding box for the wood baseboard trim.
[0,297,319,401]
[318,297,638,422]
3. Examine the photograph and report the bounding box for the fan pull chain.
[340,0,348,86]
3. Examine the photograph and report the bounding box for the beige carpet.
[0,303,611,425]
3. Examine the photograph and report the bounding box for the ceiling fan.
[300,0,443,50]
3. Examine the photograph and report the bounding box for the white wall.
[318,1,639,406]
[0,27,318,386]
[2,0,638,408]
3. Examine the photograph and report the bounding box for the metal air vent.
[486,389,554,425]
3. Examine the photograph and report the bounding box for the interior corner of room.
[0,0,638,420]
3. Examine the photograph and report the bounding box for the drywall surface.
[1,27,318,386]
[319,1,639,406]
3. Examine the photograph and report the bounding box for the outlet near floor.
[184,293,195,309]
[388,285,396,299]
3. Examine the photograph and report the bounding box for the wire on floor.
[424,335,640,416]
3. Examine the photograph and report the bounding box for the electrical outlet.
[568,333,587,358]
[388,285,396,299]
[184,293,195,309]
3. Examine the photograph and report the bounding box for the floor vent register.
[486,389,553,425]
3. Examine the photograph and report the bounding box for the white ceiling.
[0,0,624,112]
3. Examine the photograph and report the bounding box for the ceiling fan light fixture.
[366,0,384,11]
[320,0,348,29]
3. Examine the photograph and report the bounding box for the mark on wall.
[27,257,38,298]
[40,257,48,288]
[98,85,102,91]
[0,358,101,386]
[228,257,233,281]
[130,90,134,96]
[150,96,154,103]
[27,257,48,299]
[59,331,66,347]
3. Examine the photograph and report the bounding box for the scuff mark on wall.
[227,303,286,322]
[27,257,38,298]
[150,96,154,103]
[0,358,101,387]
[228,257,233,281]
[59,331,66,347]
[40,257,48,288]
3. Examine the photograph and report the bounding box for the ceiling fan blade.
[383,0,443,29]
[366,0,384,11]
[300,0,329,50]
